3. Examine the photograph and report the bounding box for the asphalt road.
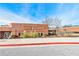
[0,44,79,56]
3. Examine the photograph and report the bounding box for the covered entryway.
[48,30,56,35]
[0,31,11,39]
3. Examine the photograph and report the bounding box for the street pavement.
[0,44,79,56]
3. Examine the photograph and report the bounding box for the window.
[74,32,79,33]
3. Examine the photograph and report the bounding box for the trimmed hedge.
[20,32,39,38]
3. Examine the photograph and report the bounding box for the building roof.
[62,26,79,32]
[10,23,48,25]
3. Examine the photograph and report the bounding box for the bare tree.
[42,16,61,29]
[42,16,62,36]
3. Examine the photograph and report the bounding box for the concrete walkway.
[0,37,79,46]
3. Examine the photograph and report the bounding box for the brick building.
[48,26,79,37]
[58,26,79,37]
[0,23,48,39]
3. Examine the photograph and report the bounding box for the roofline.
[10,23,48,25]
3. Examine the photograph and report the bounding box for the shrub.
[43,34,48,37]
[20,32,39,38]
[20,32,30,38]
[31,32,39,38]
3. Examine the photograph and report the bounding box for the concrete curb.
[0,42,79,46]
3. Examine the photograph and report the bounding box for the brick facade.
[0,23,48,38]
[58,26,79,37]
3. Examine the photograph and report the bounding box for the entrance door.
[0,31,11,39]
[0,32,4,39]
[38,33,43,37]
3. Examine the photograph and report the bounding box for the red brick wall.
[0,27,12,31]
[0,23,48,36]
[10,23,48,35]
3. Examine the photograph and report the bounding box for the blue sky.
[0,3,79,26]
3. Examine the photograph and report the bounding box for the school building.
[0,23,48,39]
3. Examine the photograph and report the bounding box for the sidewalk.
[0,37,79,46]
